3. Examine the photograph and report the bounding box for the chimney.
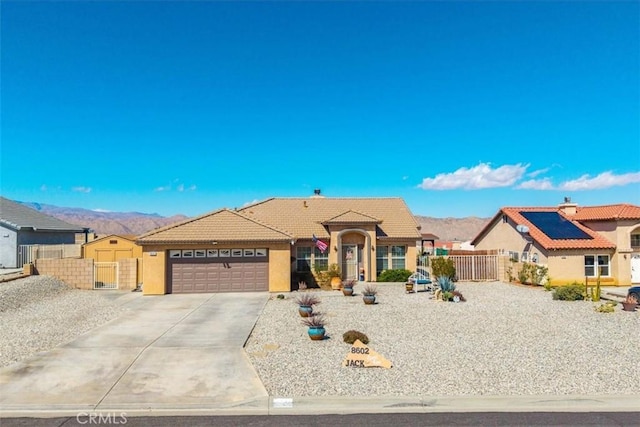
[310,188,325,198]
[558,197,577,216]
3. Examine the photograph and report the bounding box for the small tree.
[431,257,456,280]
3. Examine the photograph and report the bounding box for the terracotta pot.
[621,302,638,312]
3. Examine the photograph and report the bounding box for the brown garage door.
[168,257,269,293]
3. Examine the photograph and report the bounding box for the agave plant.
[437,276,456,293]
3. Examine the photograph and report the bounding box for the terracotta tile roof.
[489,207,615,250]
[322,210,382,225]
[572,204,640,221]
[137,209,293,244]
[239,197,421,240]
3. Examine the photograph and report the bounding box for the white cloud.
[72,186,92,193]
[516,178,555,190]
[558,171,640,191]
[418,162,528,190]
[155,182,196,192]
[527,167,550,178]
[92,208,111,213]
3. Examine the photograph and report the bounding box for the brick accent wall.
[34,257,142,291]
[117,258,138,290]
[35,258,94,290]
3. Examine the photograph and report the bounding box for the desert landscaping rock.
[246,282,640,397]
[0,275,124,367]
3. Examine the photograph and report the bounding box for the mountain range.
[17,201,490,242]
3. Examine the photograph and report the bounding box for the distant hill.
[14,201,489,241]
[415,215,490,242]
[17,202,188,236]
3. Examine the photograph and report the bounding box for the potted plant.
[362,284,377,305]
[327,263,342,290]
[302,313,326,340]
[294,293,321,317]
[621,294,638,312]
[342,279,356,296]
[405,281,414,293]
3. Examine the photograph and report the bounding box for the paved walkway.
[1,291,638,418]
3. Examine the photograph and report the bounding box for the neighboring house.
[137,193,422,294]
[472,200,640,286]
[0,197,86,268]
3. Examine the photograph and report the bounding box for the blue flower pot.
[363,295,376,305]
[298,305,313,317]
[342,287,354,296]
[308,327,326,340]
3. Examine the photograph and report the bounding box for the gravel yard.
[0,275,125,368]
[245,282,640,398]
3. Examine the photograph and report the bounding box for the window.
[584,255,610,277]
[391,245,406,269]
[296,247,312,271]
[631,234,640,247]
[376,246,388,275]
[313,247,328,271]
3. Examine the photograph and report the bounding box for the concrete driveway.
[0,292,270,415]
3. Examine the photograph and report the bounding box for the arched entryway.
[335,229,372,281]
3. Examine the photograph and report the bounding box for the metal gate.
[94,262,118,289]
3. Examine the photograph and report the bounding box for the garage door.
[168,253,269,293]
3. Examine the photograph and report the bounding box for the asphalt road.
[2,412,639,427]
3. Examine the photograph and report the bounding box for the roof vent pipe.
[313,189,321,195]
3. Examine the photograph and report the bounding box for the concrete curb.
[2,394,639,418]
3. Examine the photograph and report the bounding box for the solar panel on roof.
[520,211,592,240]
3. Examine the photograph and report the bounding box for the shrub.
[552,283,585,301]
[343,330,370,345]
[431,257,456,280]
[595,301,617,313]
[377,269,412,282]
[517,264,531,284]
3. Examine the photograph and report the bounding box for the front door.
[632,254,640,284]
[342,244,358,280]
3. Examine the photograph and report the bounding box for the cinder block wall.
[118,258,138,290]
[35,258,94,290]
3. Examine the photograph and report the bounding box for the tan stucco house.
[472,200,640,287]
[136,194,422,294]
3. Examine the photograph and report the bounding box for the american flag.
[312,234,328,253]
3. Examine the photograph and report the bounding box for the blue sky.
[1,1,638,218]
